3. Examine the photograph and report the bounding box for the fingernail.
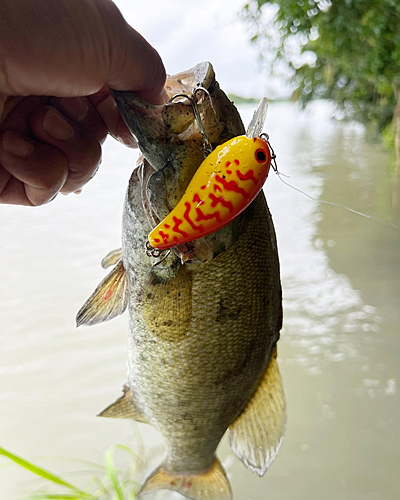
[60,97,89,122]
[2,131,34,157]
[43,108,74,140]
[48,193,58,202]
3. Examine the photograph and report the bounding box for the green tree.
[243,0,400,176]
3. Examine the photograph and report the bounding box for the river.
[0,101,399,500]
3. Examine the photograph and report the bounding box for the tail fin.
[137,458,232,500]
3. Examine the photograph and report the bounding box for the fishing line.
[272,170,399,230]
[261,133,399,230]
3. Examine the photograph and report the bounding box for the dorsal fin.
[228,347,286,476]
[76,260,128,327]
[97,385,148,423]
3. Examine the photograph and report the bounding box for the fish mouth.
[164,61,215,98]
[111,61,244,174]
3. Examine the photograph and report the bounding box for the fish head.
[112,62,244,210]
[113,62,263,263]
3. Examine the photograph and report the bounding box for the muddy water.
[0,102,399,500]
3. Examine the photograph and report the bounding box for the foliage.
[0,445,143,500]
[242,0,400,135]
[227,94,260,104]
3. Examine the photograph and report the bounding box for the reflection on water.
[0,102,399,499]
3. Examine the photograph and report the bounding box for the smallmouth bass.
[77,62,285,500]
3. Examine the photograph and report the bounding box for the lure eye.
[255,148,267,164]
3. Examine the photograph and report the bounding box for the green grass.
[0,445,143,500]
[227,93,260,104]
[227,93,291,104]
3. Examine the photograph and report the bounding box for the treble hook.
[169,93,212,156]
[153,249,171,267]
[145,240,171,267]
[193,86,217,116]
[145,240,164,258]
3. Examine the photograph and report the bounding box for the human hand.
[0,0,166,206]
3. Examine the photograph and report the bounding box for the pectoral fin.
[138,458,232,500]
[97,385,148,423]
[228,347,286,476]
[76,260,128,327]
[101,248,122,269]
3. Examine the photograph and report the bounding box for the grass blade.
[104,448,125,500]
[38,457,106,472]
[0,447,90,497]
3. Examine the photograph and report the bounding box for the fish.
[76,61,285,500]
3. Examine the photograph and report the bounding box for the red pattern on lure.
[148,135,272,249]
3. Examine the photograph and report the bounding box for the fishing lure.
[148,134,272,249]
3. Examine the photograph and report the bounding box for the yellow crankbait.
[148,135,272,250]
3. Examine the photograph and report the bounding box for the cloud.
[114,0,290,98]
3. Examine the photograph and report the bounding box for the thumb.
[106,24,166,104]
[0,0,166,103]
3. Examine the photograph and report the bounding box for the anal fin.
[97,385,148,423]
[138,458,232,500]
[228,347,286,476]
[76,260,128,327]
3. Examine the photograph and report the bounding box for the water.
[0,101,399,500]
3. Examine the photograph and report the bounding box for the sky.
[113,0,291,98]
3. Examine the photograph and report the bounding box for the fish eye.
[255,149,267,164]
